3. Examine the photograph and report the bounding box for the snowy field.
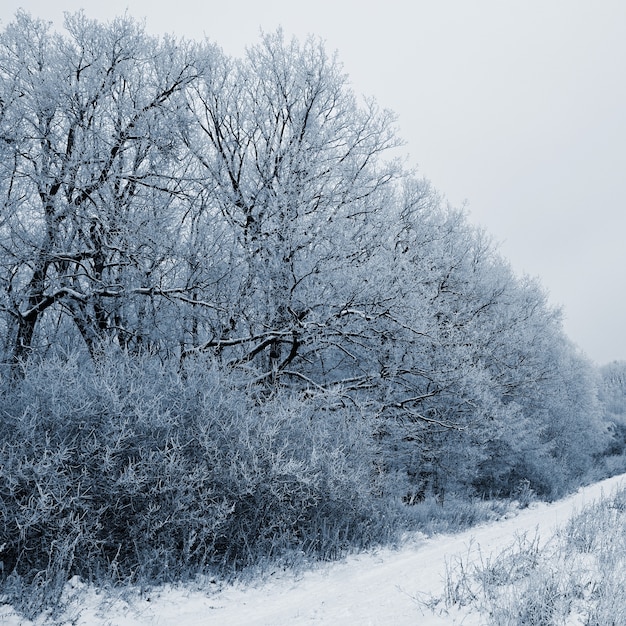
[2,472,624,626]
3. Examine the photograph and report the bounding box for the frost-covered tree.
[0,11,201,371]
[182,31,401,383]
[370,178,609,498]
[598,360,626,456]
[0,10,608,501]
[600,360,626,416]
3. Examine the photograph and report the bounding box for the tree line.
[0,12,624,612]
[0,10,615,495]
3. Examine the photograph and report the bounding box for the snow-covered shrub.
[0,351,392,615]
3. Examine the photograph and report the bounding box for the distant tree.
[374,179,609,497]
[598,360,626,455]
[599,361,626,415]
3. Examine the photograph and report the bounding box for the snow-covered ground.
[3,473,625,625]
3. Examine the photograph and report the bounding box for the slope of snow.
[3,473,625,625]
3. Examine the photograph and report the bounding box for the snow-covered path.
[196,473,625,626]
[4,473,625,625]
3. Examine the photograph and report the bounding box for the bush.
[0,351,394,617]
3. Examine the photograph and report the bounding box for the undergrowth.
[0,353,390,619]
[0,352,522,622]
[421,484,626,625]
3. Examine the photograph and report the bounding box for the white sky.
[2,1,625,364]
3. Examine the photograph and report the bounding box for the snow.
[3,473,625,626]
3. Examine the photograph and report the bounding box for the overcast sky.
[2,1,625,364]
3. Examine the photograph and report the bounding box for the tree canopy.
[0,9,613,519]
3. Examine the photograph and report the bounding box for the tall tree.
[0,12,201,370]
[184,31,400,383]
